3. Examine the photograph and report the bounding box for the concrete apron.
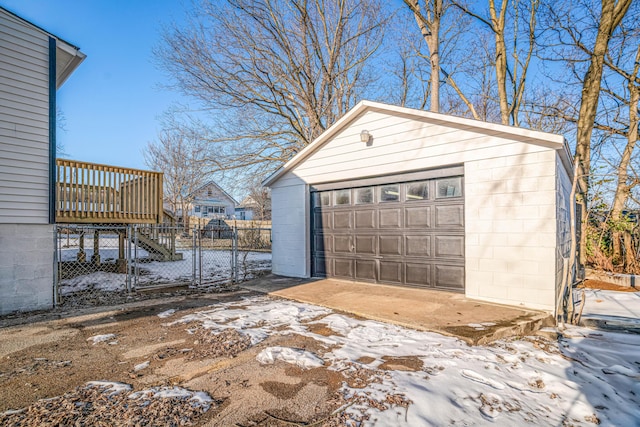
[244,276,553,346]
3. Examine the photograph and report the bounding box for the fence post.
[232,226,239,283]
[53,226,59,307]
[192,226,197,287]
[198,226,203,286]
[133,225,139,290]
[126,225,132,292]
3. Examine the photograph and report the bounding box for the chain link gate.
[55,224,271,308]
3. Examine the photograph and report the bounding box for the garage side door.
[311,173,464,291]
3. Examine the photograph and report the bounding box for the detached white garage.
[264,101,574,312]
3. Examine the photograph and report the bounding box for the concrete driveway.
[242,275,553,345]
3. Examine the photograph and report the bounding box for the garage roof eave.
[263,100,568,187]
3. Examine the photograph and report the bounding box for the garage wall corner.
[270,176,310,278]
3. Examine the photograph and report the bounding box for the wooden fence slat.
[54,159,163,224]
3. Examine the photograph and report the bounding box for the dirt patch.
[578,279,638,292]
[260,380,306,399]
[379,355,423,372]
[186,327,252,360]
[307,322,343,337]
[356,355,376,365]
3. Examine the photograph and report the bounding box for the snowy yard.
[58,248,271,296]
[2,288,638,426]
[158,293,640,426]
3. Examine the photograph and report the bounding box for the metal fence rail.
[54,224,272,308]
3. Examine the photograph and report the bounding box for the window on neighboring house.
[194,206,201,213]
[207,188,213,197]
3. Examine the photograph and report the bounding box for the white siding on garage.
[0,9,51,224]
[555,153,574,306]
[464,151,558,310]
[270,107,566,311]
[271,175,309,277]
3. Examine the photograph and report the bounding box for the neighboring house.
[235,194,271,221]
[0,7,85,315]
[178,181,237,220]
[264,100,576,313]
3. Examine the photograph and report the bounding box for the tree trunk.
[408,0,442,112]
[573,0,632,266]
[623,231,638,273]
[428,0,441,112]
[611,79,639,266]
[489,0,510,125]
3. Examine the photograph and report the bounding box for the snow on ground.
[172,295,640,426]
[58,249,271,295]
[157,309,176,318]
[581,288,640,321]
[87,334,117,345]
[257,346,324,369]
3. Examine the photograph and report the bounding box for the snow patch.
[87,334,116,345]
[157,309,176,318]
[257,346,324,369]
[134,361,150,372]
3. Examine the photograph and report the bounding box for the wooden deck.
[55,159,163,224]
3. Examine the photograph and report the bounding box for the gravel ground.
[0,382,213,426]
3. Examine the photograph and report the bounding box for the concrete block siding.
[0,224,54,315]
[465,151,558,311]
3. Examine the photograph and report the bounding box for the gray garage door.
[311,168,464,291]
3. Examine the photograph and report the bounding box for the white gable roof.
[264,100,572,187]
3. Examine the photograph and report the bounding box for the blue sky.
[3,0,190,170]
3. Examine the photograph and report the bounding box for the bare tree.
[248,186,272,222]
[143,128,212,231]
[156,0,385,175]
[601,44,640,270]
[404,0,443,112]
[452,0,540,126]
[541,0,634,267]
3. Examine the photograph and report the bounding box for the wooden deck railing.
[55,159,163,224]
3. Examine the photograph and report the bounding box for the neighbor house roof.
[263,100,573,187]
[1,6,86,88]
[191,180,238,205]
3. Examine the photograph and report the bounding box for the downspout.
[48,37,56,224]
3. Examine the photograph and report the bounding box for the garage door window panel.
[355,187,374,204]
[320,192,331,206]
[406,181,429,201]
[380,184,400,202]
[436,177,462,198]
[335,189,351,205]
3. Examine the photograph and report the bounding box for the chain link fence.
[54,224,272,308]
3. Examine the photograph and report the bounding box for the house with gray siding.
[264,100,575,313]
[0,7,85,315]
[180,181,237,220]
